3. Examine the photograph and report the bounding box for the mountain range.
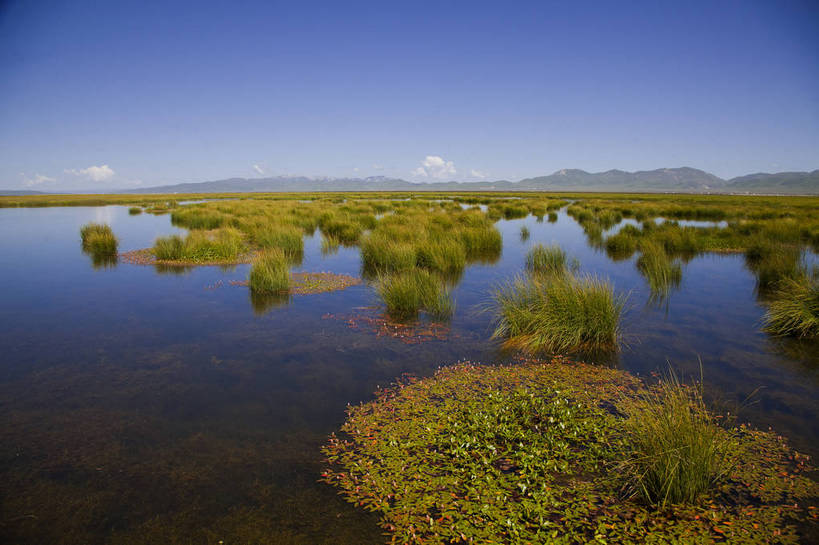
[3,168,818,196]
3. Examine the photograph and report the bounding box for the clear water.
[1,205,817,543]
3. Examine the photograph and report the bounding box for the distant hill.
[0,189,45,196]
[10,168,817,195]
[725,170,819,194]
[515,167,726,191]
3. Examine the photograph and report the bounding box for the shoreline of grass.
[323,358,818,544]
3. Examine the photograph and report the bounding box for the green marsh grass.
[622,369,735,507]
[128,206,142,215]
[152,228,245,263]
[605,230,638,260]
[525,244,567,276]
[252,224,304,263]
[763,271,819,339]
[519,225,530,241]
[491,272,626,354]
[547,211,558,223]
[80,223,118,255]
[377,269,453,321]
[248,249,290,294]
[636,241,682,304]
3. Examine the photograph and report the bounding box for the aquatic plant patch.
[231,272,362,295]
[322,307,453,344]
[323,359,818,544]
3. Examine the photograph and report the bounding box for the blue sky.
[1,0,817,190]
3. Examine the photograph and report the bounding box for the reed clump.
[252,224,304,262]
[128,207,142,215]
[377,269,453,321]
[152,228,245,262]
[636,241,682,303]
[491,272,626,354]
[519,225,530,241]
[621,370,734,507]
[80,223,118,255]
[763,271,819,339]
[525,244,567,276]
[248,249,290,294]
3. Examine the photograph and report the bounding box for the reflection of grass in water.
[519,225,530,241]
[320,235,340,255]
[249,289,290,315]
[636,241,682,306]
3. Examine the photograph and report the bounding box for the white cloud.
[412,155,456,179]
[372,163,384,171]
[353,167,360,173]
[65,164,115,182]
[470,169,487,179]
[22,173,56,187]
[253,164,265,175]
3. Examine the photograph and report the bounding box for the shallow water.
[0,205,817,544]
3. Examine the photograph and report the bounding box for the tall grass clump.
[128,207,142,215]
[547,211,558,223]
[636,241,682,303]
[361,233,416,273]
[491,272,626,354]
[415,235,467,275]
[248,249,290,294]
[763,271,819,339]
[170,208,225,229]
[253,224,304,262]
[621,370,734,507]
[80,223,118,255]
[519,225,530,241]
[525,244,567,276]
[377,270,453,321]
[604,231,638,260]
[152,228,245,262]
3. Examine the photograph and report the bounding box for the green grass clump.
[636,241,682,303]
[622,370,734,507]
[152,228,245,263]
[763,272,819,338]
[248,249,290,294]
[525,244,567,276]
[361,233,416,273]
[547,211,558,223]
[170,208,225,229]
[415,236,466,275]
[459,225,502,262]
[605,231,639,260]
[491,272,626,354]
[377,270,453,320]
[519,225,530,241]
[253,224,303,262]
[128,206,142,215]
[744,244,803,292]
[80,223,118,255]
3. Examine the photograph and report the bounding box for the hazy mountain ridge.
[5,168,817,196]
[121,167,819,195]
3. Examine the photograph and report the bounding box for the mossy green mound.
[323,359,818,544]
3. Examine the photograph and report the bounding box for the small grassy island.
[323,359,818,544]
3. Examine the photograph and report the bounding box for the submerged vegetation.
[324,359,818,544]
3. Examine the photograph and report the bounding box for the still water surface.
[0,205,817,543]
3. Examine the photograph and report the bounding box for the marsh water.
[1,205,817,544]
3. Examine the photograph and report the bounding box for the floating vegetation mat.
[322,307,453,344]
[323,358,818,544]
[230,272,362,295]
[120,248,254,266]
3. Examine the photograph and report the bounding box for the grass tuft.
[80,223,118,255]
[763,271,819,338]
[248,249,290,294]
[525,244,567,276]
[491,271,626,354]
[377,270,453,321]
[621,369,735,507]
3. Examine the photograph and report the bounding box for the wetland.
[0,192,818,544]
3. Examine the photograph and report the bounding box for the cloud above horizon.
[65,164,115,182]
[470,169,487,179]
[253,164,265,175]
[412,155,456,179]
[21,173,56,186]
